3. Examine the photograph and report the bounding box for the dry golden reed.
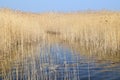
[0,8,120,79]
[0,8,120,59]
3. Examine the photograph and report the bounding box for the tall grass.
[0,8,120,80]
[0,8,120,59]
[0,8,120,70]
[0,8,120,57]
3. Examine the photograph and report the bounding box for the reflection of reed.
[0,42,120,80]
[0,43,39,79]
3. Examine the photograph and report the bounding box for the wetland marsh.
[0,9,120,80]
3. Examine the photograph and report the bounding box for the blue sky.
[0,0,120,12]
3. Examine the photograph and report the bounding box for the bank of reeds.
[0,8,120,60]
[0,8,120,80]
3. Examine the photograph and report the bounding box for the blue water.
[0,44,120,80]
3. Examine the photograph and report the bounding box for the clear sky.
[0,0,120,12]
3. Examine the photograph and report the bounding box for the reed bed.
[0,8,120,80]
[0,8,120,62]
[0,8,120,59]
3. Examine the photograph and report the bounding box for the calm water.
[0,44,120,80]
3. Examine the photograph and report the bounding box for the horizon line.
[0,7,120,13]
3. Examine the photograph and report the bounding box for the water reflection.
[0,43,120,80]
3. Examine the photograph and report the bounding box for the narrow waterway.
[0,43,120,80]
